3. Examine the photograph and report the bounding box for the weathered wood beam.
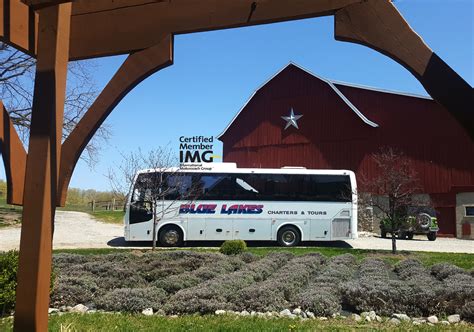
[0,102,26,205]
[68,0,360,60]
[58,34,174,206]
[335,0,474,139]
[0,0,38,55]
[22,0,72,9]
[13,2,71,331]
[71,0,168,16]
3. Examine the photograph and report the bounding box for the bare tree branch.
[0,42,110,166]
[358,147,431,254]
[108,146,199,249]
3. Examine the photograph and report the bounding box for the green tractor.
[380,207,439,241]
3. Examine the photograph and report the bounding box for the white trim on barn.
[217,62,381,139]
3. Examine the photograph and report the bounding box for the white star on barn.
[281,108,303,130]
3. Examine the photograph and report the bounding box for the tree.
[108,147,197,249]
[360,147,429,254]
[0,42,109,165]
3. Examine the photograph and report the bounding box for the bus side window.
[199,174,234,200]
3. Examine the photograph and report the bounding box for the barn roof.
[218,62,432,139]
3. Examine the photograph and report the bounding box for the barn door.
[430,193,456,237]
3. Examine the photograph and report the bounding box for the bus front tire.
[277,226,301,247]
[158,225,183,247]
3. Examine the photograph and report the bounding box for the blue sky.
[3,0,473,191]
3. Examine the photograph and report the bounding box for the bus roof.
[136,163,355,176]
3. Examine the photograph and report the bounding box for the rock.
[375,315,382,322]
[215,310,226,315]
[250,311,256,316]
[141,308,153,316]
[440,320,450,325]
[413,321,421,326]
[412,318,426,324]
[448,314,460,324]
[427,315,438,324]
[361,311,376,322]
[48,308,59,314]
[86,310,97,314]
[71,304,88,313]
[280,309,292,317]
[306,312,315,319]
[170,315,178,319]
[389,318,401,325]
[155,309,166,316]
[240,310,250,316]
[293,308,302,315]
[392,313,410,321]
[318,317,328,321]
[368,311,377,320]
[300,312,307,319]
[350,314,362,322]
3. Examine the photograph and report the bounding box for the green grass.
[57,204,91,213]
[52,247,474,269]
[0,197,22,228]
[57,202,125,224]
[89,210,125,224]
[1,314,472,332]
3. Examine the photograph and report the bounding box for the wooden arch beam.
[57,34,174,206]
[334,0,473,139]
[0,102,26,205]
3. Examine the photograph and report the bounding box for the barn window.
[465,206,474,217]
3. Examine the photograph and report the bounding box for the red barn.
[218,63,474,238]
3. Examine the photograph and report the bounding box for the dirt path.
[0,211,123,251]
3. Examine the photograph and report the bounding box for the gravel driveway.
[346,235,473,254]
[0,211,472,253]
[0,211,123,251]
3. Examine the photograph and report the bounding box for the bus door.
[204,218,233,240]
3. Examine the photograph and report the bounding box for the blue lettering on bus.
[220,204,264,215]
[179,204,217,214]
[179,204,264,215]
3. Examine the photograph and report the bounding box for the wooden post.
[92,199,96,212]
[13,3,72,331]
[112,198,116,211]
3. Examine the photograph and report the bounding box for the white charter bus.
[124,163,357,247]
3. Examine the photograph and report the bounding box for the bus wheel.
[159,226,183,247]
[277,226,301,247]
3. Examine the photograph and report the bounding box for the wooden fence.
[88,199,125,212]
